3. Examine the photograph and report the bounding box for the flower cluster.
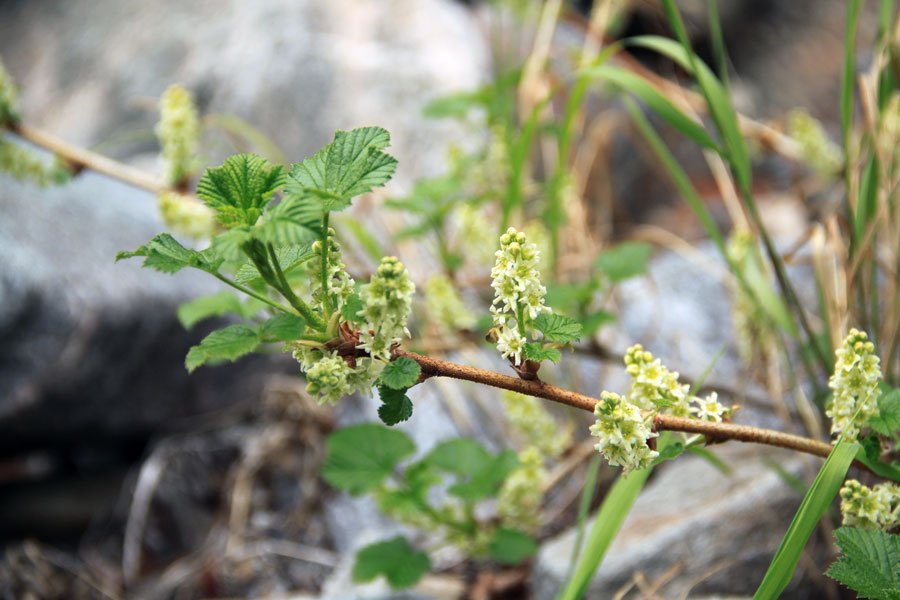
[625,344,691,415]
[155,84,200,186]
[497,447,546,531]
[310,228,355,313]
[840,479,900,531]
[424,274,475,334]
[590,391,659,474]
[157,191,217,240]
[358,256,415,361]
[490,227,551,365]
[454,204,496,267]
[827,328,882,439]
[303,351,355,406]
[787,108,842,177]
[0,139,69,187]
[501,390,570,460]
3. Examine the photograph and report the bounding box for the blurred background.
[0,0,880,598]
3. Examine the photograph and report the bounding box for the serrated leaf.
[285,127,398,216]
[488,528,537,565]
[534,313,583,343]
[378,386,414,426]
[196,154,285,227]
[116,233,221,274]
[525,342,561,363]
[380,357,422,390]
[321,424,415,495]
[827,527,900,599]
[185,324,260,372]
[871,389,900,438]
[340,292,366,324]
[255,196,322,245]
[259,313,306,341]
[594,241,653,283]
[176,290,244,330]
[235,243,315,286]
[352,536,430,589]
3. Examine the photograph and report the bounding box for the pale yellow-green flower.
[157,191,217,240]
[155,84,200,186]
[787,108,842,176]
[840,479,900,531]
[827,328,882,439]
[497,447,546,531]
[502,390,570,460]
[590,391,658,475]
[0,139,68,187]
[424,273,475,334]
[357,256,415,361]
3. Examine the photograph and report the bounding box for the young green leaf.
[524,342,561,363]
[594,241,653,283]
[234,243,315,286]
[377,386,414,426]
[196,154,285,227]
[870,389,900,438]
[176,290,244,330]
[116,233,221,274]
[488,528,538,565]
[286,126,398,215]
[380,356,422,390]
[426,438,492,475]
[446,449,518,501]
[352,536,430,589]
[185,324,261,373]
[826,527,900,600]
[321,424,415,496]
[533,313,583,343]
[340,292,367,324]
[259,313,306,341]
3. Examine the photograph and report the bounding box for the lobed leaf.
[488,528,538,565]
[176,290,244,330]
[380,356,422,390]
[525,342,561,363]
[377,386,414,426]
[196,154,285,227]
[185,324,261,373]
[116,233,221,274]
[352,536,430,589]
[534,313,583,343]
[871,389,900,438]
[321,424,415,496]
[826,527,900,599]
[259,313,306,341]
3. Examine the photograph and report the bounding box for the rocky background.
[0,0,875,598]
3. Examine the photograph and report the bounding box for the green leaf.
[196,154,285,227]
[447,449,518,501]
[827,527,900,600]
[488,528,537,565]
[378,386,414,426]
[185,324,261,373]
[340,292,367,324]
[176,290,244,330]
[652,441,685,465]
[525,342,562,363]
[254,196,322,246]
[534,313,583,343]
[426,438,492,476]
[352,536,430,589]
[871,389,900,438]
[321,424,415,495]
[594,241,653,283]
[582,64,719,152]
[862,434,883,463]
[754,439,860,599]
[581,310,616,336]
[116,233,221,274]
[380,356,422,390]
[286,127,398,215]
[234,243,315,286]
[259,313,306,341]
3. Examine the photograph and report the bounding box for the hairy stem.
[211,272,292,314]
[320,212,333,318]
[266,242,326,330]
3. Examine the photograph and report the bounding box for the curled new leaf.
[196,153,285,227]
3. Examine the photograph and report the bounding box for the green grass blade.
[623,98,727,257]
[842,0,865,156]
[706,0,730,91]
[565,453,602,581]
[753,439,860,599]
[582,64,720,151]
[556,467,652,600]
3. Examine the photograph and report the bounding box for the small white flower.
[694,392,727,422]
[496,325,527,365]
[840,479,900,531]
[590,391,658,475]
[827,329,882,440]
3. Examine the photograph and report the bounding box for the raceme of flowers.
[424,273,475,334]
[310,228,355,314]
[497,446,546,532]
[840,479,900,531]
[591,344,732,475]
[787,108,842,177]
[294,254,414,404]
[827,328,882,440]
[0,138,69,187]
[501,390,570,461]
[155,84,200,187]
[490,227,551,365]
[157,191,217,240]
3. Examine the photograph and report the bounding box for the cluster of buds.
[497,447,546,531]
[786,108,842,177]
[157,191,216,240]
[590,391,659,473]
[155,84,200,187]
[310,228,355,313]
[357,256,415,361]
[827,328,882,440]
[490,227,551,365]
[424,274,474,334]
[840,479,900,531]
[303,351,355,405]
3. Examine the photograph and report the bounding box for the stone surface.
[533,445,830,599]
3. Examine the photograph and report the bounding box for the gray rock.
[533,445,829,599]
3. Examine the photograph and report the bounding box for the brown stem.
[8,121,171,195]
